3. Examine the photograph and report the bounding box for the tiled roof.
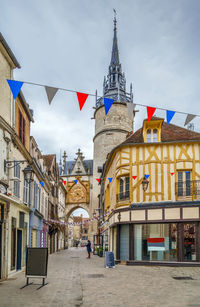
[73,216,82,223]
[122,118,200,145]
[43,154,56,169]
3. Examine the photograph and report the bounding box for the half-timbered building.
[101,117,200,264]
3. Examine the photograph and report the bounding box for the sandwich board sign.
[21,247,48,290]
[105,251,115,268]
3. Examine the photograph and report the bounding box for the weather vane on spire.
[113,8,117,29]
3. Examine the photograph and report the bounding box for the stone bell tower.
[90,15,136,238]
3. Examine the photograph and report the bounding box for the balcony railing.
[175,180,200,197]
[117,191,130,202]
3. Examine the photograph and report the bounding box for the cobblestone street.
[0,248,200,306]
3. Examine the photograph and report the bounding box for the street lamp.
[23,165,34,184]
[4,159,34,184]
[142,176,149,192]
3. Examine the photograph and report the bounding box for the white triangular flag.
[184,114,196,126]
[45,86,58,105]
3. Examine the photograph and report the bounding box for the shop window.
[177,171,191,197]
[134,223,178,261]
[117,176,130,201]
[19,110,26,146]
[184,224,196,261]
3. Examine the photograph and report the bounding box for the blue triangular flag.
[7,80,24,99]
[40,181,44,187]
[108,177,113,183]
[74,180,78,184]
[104,98,114,115]
[145,174,150,179]
[166,110,175,126]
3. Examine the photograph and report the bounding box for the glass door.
[183,224,196,261]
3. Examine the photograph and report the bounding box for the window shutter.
[14,160,17,177]
[23,178,25,202]
[38,188,41,211]
[23,118,26,145]
[29,181,32,206]
[34,182,36,208]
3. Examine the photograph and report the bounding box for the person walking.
[86,240,92,259]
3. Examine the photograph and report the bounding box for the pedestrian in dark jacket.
[86,240,92,258]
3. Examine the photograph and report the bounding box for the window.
[34,182,39,209]
[153,129,158,142]
[19,110,26,145]
[14,160,20,198]
[118,176,130,201]
[29,181,32,206]
[177,171,191,197]
[23,178,29,204]
[19,212,25,228]
[147,129,151,143]
[146,129,158,143]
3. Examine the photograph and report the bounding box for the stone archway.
[65,203,90,248]
[65,203,90,221]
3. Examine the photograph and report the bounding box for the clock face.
[0,184,7,194]
[68,185,86,203]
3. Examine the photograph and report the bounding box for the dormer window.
[143,119,163,143]
[146,128,158,143]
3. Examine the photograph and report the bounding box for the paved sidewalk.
[1,248,200,306]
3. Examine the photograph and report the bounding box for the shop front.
[8,202,29,275]
[108,203,200,264]
[133,222,198,262]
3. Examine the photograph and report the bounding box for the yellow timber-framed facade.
[101,118,200,264]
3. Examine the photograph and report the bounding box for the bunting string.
[6,79,199,125]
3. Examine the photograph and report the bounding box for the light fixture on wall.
[23,165,34,184]
[142,177,149,192]
[4,160,34,184]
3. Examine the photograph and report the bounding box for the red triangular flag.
[132,176,137,180]
[62,180,66,185]
[170,172,174,176]
[76,92,89,110]
[96,178,101,183]
[147,106,156,121]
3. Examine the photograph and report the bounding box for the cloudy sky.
[1,0,200,163]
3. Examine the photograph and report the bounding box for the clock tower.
[91,15,136,238]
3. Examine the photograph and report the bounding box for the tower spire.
[96,12,134,108]
[111,9,120,66]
